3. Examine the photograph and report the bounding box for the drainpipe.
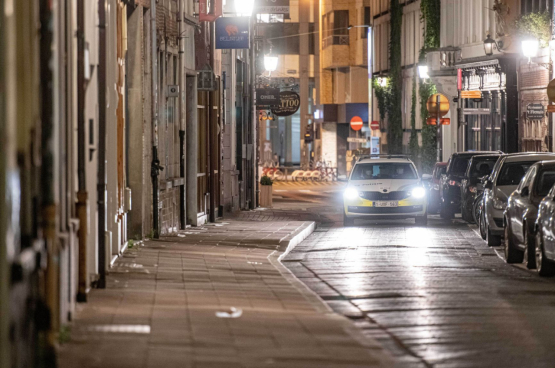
[151,0,161,238]
[209,22,217,222]
[97,0,107,289]
[178,0,186,229]
[76,0,88,302]
[39,0,59,355]
[251,17,258,209]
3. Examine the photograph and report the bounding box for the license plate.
[375,201,398,207]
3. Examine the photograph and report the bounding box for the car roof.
[451,151,501,157]
[469,154,501,161]
[502,153,555,163]
[434,162,448,167]
[357,157,413,164]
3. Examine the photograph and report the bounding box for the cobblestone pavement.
[279,184,555,368]
[57,220,393,368]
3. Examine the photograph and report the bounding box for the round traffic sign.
[370,121,380,130]
[350,116,363,131]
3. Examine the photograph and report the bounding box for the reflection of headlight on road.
[411,187,426,199]
[492,197,506,210]
[344,187,359,200]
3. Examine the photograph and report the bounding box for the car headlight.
[344,187,359,200]
[492,197,506,210]
[411,187,426,199]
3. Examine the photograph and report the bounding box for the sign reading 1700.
[271,91,300,117]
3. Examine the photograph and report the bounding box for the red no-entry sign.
[350,116,363,131]
[370,121,380,130]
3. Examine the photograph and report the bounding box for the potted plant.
[260,175,273,208]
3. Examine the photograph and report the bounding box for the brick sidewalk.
[57,219,393,368]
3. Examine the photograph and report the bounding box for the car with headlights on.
[460,154,500,223]
[440,151,501,219]
[505,161,555,268]
[343,155,429,226]
[482,153,555,247]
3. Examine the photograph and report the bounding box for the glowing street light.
[235,0,255,16]
[522,38,539,60]
[418,65,430,79]
[264,54,278,72]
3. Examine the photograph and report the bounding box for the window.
[322,10,349,48]
[448,156,471,176]
[259,23,315,55]
[497,162,535,186]
[468,157,498,178]
[362,7,370,39]
[536,170,555,196]
[521,0,552,15]
[351,163,417,180]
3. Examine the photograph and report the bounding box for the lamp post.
[483,34,497,56]
[522,38,539,61]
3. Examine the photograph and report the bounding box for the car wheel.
[343,213,355,227]
[536,230,555,277]
[523,226,537,269]
[415,213,428,226]
[504,223,523,263]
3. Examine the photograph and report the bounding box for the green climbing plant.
[419,0,441,173]
[514,11,552,48]
[387,0,403,154]
[373,77,391,123]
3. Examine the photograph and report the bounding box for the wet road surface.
[277,182,555,368]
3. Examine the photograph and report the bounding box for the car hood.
[495,185,517,201]
[349,179,421,192]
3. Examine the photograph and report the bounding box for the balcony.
[323,35,349,49]
[426,47,461,75]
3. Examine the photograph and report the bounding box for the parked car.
[482,153,555,246]
[505,161,555,268]
[428,162,447,214]
[460,154,500,223]
[534,183,555,276]
[440,151,500,219]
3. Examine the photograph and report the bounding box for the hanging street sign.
[256,88,280,108]
[254,0,290,14]
[350,116,363,131]
[271,91,300,117]
[527,103,545,120]
[215,17,250,49]
[461,91,482,99]
[347,137,367,143]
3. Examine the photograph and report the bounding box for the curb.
[278,221,316,255]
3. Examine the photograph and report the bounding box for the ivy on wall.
[387,0,404,154]
[419,0,441,173]
[373,78,391,124]
[514,11,551,48]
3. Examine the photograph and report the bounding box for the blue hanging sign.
[215,17,250,49]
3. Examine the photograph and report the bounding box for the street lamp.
[418,65,430,79]
[522,38,539,60]
[235,0,255,16]
[264,54,278,72]
[483,34,498,56]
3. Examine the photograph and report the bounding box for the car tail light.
[449,180,460,187]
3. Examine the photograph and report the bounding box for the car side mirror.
[485,180,493,190]
[421,174,432,181]
[521,187,529,197]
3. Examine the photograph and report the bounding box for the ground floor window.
[463,90,504,152]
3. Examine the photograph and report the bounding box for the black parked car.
[460,154,500,223]
[440,151,500,219]
[505,161,555,268]
[534,183,555,276]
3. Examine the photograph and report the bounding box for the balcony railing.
[323,35,349,49]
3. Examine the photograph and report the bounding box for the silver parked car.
[482,153,555,247]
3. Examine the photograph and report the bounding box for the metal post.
[151,0,160,237]
[251,17,258,209]
[209,22,217,222]
[76,0,88,302]
[436,94,441,162]
[97,0,107,289]
[178,0,186,228]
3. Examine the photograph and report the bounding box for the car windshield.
[536,170,555,196]
[497,161,535,186]
[434,166,446,179]
[468,157,497,178]
[351,163,417,180]
[449,156,471,176]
